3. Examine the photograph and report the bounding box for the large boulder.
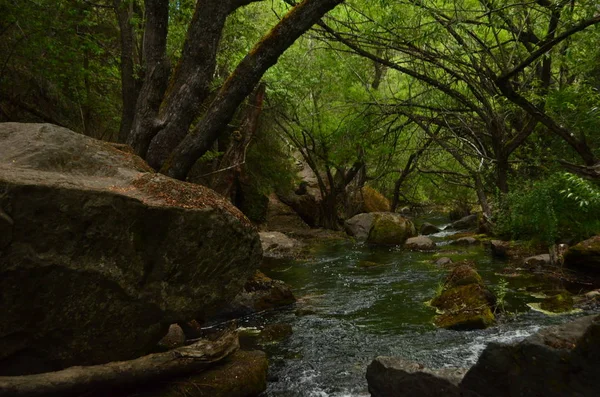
[344,212,416,245]
[461,315,600,397]
[0,123,262,375]
[366,356,469,397]
[366,315,600,397]
[368,213,416,246]
[564,235,600,273]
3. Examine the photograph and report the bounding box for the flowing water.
[240,220,596,397]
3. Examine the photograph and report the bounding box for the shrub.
[495,173,600,244]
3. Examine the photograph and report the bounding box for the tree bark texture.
[127,0,170,156]
[209,83,266,200]
[144,0,242,169]
[114,0,140,143]
[163,0,345,180]
[0,332,239,397]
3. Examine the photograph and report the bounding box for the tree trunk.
[127,0,170,157]
[114,0,140,143]
[163,0,345,180]
[209,83,266,200]
[145,0,239,169]
[0,332,239,397]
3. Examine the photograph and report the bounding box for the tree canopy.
[2,0,599,238]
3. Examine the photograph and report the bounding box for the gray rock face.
[524,253,551,268]
[420,222,441,235]
[449,214,478,230]
[405,236,436,251]
[344,212,376,241]
[0,123,262,375]
[461,315,600,397]
[259,231,302,259]
[366,356,473,397]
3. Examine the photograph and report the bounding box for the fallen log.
[0,331,239,397]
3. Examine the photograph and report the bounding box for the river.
[239,221,595,396]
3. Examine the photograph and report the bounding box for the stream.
[240,218,596,397]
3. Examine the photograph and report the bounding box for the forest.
[2,0,600,240]
[1,0,600,396]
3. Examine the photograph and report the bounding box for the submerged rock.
[405,236,436,251]
[450,237,479,246]
[344,212,416,245]
[435,257,454,267]
[564,235,600,273]
[540,291,574,313]
[0,123,262,375]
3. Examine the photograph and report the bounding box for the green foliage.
[493,278,509,314]
[495,173,600,244]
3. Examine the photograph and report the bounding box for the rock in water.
[405,236,436,251]
[344,212,415,245]
[461,315,600,397]
[448,214,478,230]
[0,123,262,375]
[564,235,600,273]
[430,263,495,330]
[366,357,468,397]
[420,222,441,235]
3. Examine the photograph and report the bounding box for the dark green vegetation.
[2,0,599,241]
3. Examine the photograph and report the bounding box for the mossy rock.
[361,186,391,213]
[564,236,600,273]
[367,214,416,246]
[444,263,483,288]
[431,284,495,330]
[540,291,574,313]
[434,307,495,330]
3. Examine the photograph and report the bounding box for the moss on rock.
[367,214,416,246]
[540,291,574,313]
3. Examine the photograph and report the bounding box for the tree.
[119,0,344,180]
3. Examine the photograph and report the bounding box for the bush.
[495,173,600,244]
